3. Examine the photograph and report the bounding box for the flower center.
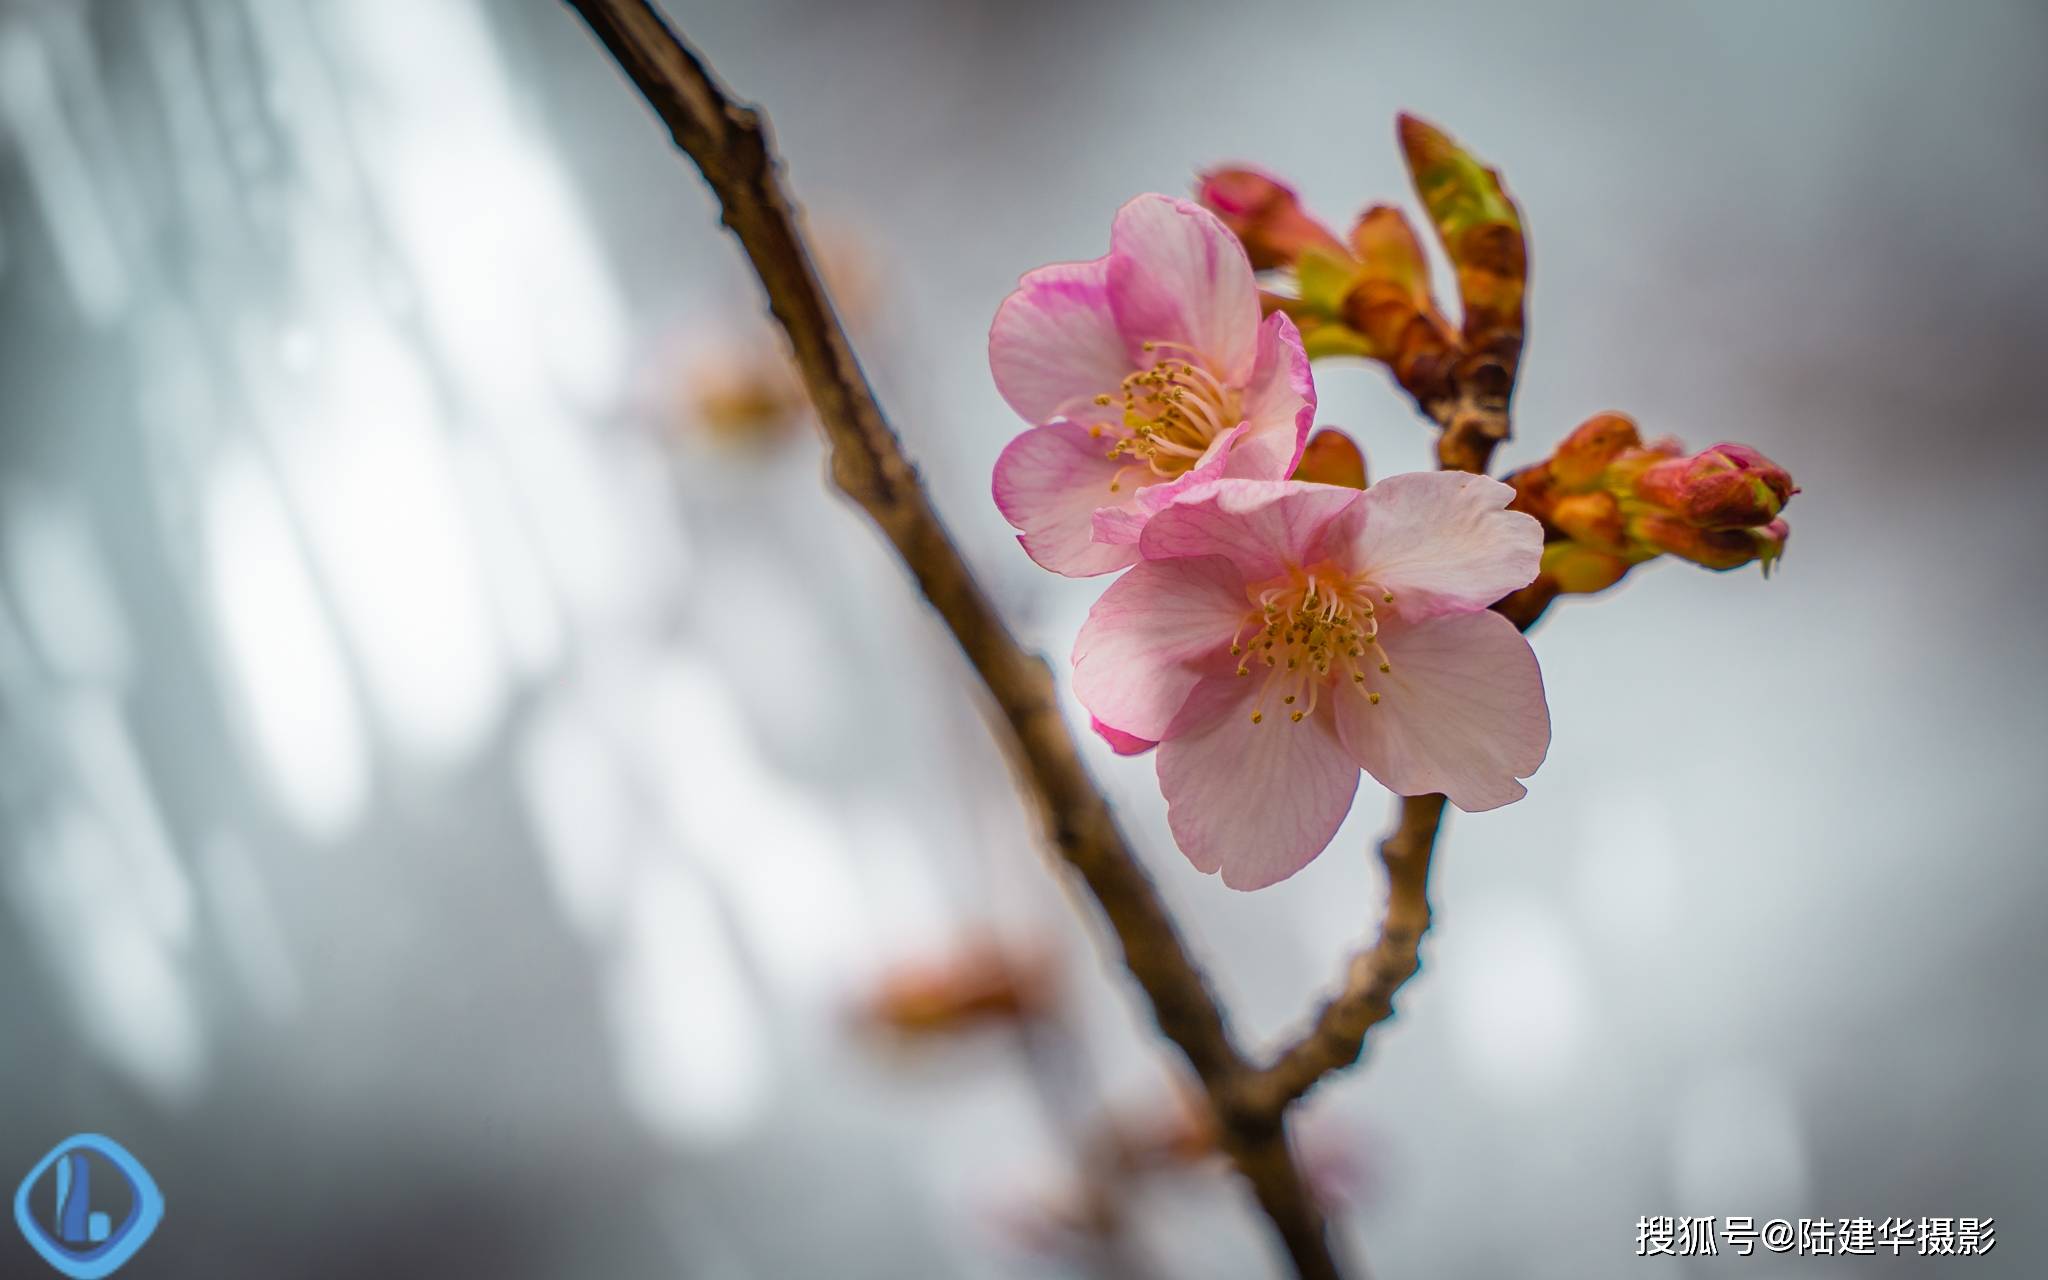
[1091,342,1240,486]
[1228,565,1397,724]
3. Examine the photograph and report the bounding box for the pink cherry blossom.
[990,195,1316,577]
[1072,474,1550,889]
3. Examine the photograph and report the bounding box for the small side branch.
[1247,793,1446,1111]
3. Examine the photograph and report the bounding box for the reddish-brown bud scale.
[1549,491,1626,550]
[1339,206,1459,377]
[1196,168,1349,271]
[1504,460,1559,524]
[1629,514,1784,571]
[1291,428,1369,489]
[1540,541,1632,595]
[1548,412,1642,490]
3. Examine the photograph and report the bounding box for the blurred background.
[1,0,2044,1276]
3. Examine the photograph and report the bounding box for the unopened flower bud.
[1291,428,1368,489]
[859,941,1057,1038]
[1509,415,1798,598]
[1396,113,1526,348]
[1196,168,1349,271]
[686,345,806,445]
[1633,442,1797,530]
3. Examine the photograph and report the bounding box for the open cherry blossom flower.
[1072,474,1550,889]
[990,195,1315,576]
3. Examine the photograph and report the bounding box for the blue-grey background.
[1,0,2043,1276]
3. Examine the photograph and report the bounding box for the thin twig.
[1247,793,1447,1111]
[560,2,1344,1275]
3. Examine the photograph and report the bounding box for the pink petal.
[988,258,1130,428]
[1157,676,1360,890]
[1090,502,1150,547]
[1340,472,1543,620]
[1138,479,1361,581]
[1090,716,1156,756]
[1123,423,1248,523]
[1072,555,1247,741]
[992,421,1141,577]
[1107,195,1261,384]
[1093,419,1242,548]
[1224,312,1315,481]
[1331,609,1550,812]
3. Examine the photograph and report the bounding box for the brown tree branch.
[561,2,1343,1275]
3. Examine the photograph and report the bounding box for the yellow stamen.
[1224,563,1398,724]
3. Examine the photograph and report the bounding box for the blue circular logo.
[13,1136,164,1279]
